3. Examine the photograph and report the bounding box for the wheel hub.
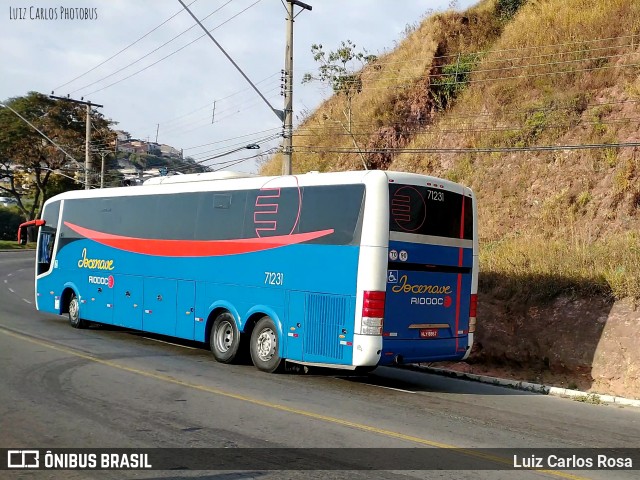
[256,328,276,361]
[215,320,234,353]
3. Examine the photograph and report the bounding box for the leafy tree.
[302,40,377,168]
[303,40,377,129]
[0,92,114,221]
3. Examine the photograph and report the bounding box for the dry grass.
[480,233,640,300]
[261,0,640,300]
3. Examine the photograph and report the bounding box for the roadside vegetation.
[262,0,640,300]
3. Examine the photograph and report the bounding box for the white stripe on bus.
[389,231,472,249]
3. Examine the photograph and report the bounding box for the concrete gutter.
[406,365,640,408]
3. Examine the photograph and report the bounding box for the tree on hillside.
[302,40,377,169]
[0,92,114,223]
[303,40,377,132]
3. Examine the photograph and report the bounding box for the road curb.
[407,365,640,407]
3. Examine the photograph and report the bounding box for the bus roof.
[44,170,473,204]
[142,171,258,185]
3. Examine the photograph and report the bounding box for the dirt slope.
[261,0,640,398]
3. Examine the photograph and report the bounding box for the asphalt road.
[0,250,638,480]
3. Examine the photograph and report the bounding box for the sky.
[1,0,479,173]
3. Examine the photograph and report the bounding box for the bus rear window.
[389,184,472,240]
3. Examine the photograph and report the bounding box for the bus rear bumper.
[351,333,383,367]
[378,337,469,365]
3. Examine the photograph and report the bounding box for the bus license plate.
[419,328,438,338]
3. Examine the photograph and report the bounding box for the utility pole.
[283,0,312,176]
[177,0,310,175]
[50,95,103,189]
[99,151,108,188]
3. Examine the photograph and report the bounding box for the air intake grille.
[304,294,348,360]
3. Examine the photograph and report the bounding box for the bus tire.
[250,316,284,373]
[210,312,241,364]
[68,292,88,329]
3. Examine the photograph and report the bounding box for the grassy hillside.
[262,0,640,300]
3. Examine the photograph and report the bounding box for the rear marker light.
[361,290,385,335]
[469,294,478,318]
[469,294,477,333]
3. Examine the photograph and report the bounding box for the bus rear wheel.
[250,316,283,373]
[68,292,88,329]
[210,312,241,363]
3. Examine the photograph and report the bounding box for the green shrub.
[431,53,480,110]
[496,0,527,20]
[0,207,23,241]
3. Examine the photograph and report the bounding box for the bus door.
[113,276,143,330]
[176,280,196,340]
[382,183,474,364]
[143,278,177,337]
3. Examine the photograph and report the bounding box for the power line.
[293,142,640,155]
[67,0,234,96]
[150,86,281,138]
[183,127,282,151]
[0,102,83,170]
[77,0,263,97]
[355,32,640,70]
[131,71,280,132]
[53,0,200,92]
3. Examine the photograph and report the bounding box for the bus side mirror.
[18,228,27,245]
[17,219,46,245]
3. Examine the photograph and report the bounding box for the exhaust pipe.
[393,354,404,365]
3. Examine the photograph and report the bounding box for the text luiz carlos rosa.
[513,454,633,469]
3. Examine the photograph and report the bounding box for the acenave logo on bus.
[88,275,114,288]
[391,274,453,308]
[77,248,115,271]
[391,275,451,295]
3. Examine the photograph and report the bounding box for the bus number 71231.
[264,271,284,285]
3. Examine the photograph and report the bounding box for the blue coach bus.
[21,170,478,372]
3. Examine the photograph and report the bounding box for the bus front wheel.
[210,312,241,363]
[250,316,283,373]
[68,292,88,329]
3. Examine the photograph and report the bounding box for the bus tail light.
[469,294,477,333]
[361,290,385,335]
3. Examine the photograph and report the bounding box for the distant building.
[117,143,135,154]
[147,142,161,154]
[115,135,181,159]
[115,130,131,142]
[160,144,183,159]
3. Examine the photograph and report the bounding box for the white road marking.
[22,299,32,304]
[363,384,416,394]
[8,288,15,293]
[7,273,13,277]
[141,337,197,350]
[3,280,6,284]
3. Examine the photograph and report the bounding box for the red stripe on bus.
[64,222,334,257]
[455,193,466,351]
